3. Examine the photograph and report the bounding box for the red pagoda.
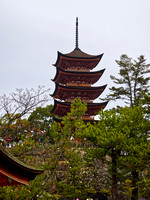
[51,18,108,121]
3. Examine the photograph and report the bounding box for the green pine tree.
[104,54,150,107]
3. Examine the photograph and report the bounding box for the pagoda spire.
[75,17,79,50]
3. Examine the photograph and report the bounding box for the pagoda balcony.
[66,98,93,103]
[67,68,90,72]
[66,83,91,87]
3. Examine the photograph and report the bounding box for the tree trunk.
[131,170,139,200]
[111,149,118,200]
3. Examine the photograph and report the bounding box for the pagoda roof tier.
[51,100,108,117]
[51,83,107,101]
[53,50,103,70]
[0,145,43,186]
[52,67,105,85]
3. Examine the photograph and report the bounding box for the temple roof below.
[0,172,23,187]
[0,145,43,186]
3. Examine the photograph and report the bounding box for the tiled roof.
[0,145,43,186]
[0,145,42,172]
[65,48,100,58]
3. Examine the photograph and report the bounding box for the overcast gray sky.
[0,0,150,109]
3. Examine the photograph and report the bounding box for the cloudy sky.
[0,0,150,109]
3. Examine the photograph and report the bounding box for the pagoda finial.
[75,17,79,50]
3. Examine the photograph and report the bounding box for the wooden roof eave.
[52,68,106,83]
[0,168,29,185]
[54,67,106,76]
[52,69,106,86]
[51,83,107,96]
[51,100,109,116]
[55,82,107,90]
[50,99,70,114]
[50,83,58,97]
[51,99,108,111]
[51,66,60,82]
[53,51,104,67]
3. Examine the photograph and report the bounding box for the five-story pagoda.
[51,18,108,121]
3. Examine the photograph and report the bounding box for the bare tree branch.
[0,86,51,136]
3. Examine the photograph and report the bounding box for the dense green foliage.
[0,99,150,200]
[0,54,150,199]
[83,106,150,200]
